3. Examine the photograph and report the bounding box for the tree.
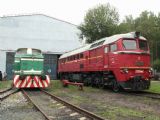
[135,11,160,62]
[79,3,119,43]
[153,59,160,72]
[118,11,160,62]
[118,15,135,33]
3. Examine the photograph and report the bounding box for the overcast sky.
[0,0,159,25]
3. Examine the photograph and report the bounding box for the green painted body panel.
[13,48,44,76]
[20,59,43,71]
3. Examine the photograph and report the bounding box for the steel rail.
[131,91,160,100]
[0,89,19,101]
[141,91,160,95]
[114,90,160,100]
[101,89,160,101]
[41,89,106,120]
[21,89,51,120]
[0,87,13,94]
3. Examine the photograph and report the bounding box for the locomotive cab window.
[16,48,27,55]
[32,49,41,55]
[110,44,117,52]
[139,40,148,51]
[122,39,137,50]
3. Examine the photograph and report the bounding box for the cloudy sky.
[0,0,159,25]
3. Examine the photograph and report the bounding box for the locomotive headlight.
[123,68,129,73]
[123,68,128,73]
[149,68,153,73]
[121,68,129,74]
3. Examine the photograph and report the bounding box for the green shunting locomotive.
[13,48,50,88]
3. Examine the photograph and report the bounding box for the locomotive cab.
[13,48,50,88]
[14,48,44,76]
[108,34,151,91]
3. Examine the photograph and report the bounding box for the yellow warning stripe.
[62,56,103,64]
[88,55,103,60]
[120,67,150,69]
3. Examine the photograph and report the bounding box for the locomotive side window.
[104,47,108,53]
[80,53,83,58]
[90,40,105,48]
[110,44,117,52]
[71,56,74,60]
[139,40,148,51]
[77,54,80,59]
[123,40,137,50]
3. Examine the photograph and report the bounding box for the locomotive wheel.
[112,79,120,92]
[95,77,102,88]
[83,80,89,86]
[91,79,96,87]
[99,79,106,89]
[91,81,95,87]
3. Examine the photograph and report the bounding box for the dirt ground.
[48,81,160,120]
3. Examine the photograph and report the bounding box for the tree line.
[78,3,160,70]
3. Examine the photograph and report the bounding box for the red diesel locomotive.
[58,32,152,91]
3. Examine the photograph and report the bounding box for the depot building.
[0,14,81,79]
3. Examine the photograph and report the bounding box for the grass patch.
[0,80,12,90]
[47,80,160,120]
[98,106,144,120]
[98,105,160,120]
[146,80,160,93]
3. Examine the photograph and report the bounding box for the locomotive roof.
[16,48,42,52]
[15,48,42,55]
[59,32,147,59]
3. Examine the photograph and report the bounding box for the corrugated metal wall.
[0,51,7,77]
[6,52,15,80]
[6,52,59,80]
[43,54,58,80]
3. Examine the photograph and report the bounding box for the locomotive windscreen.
[16,48,27,55]
[16,48,41,55]
[139,40,148,51]
[32,49,41,54]
[122,39,148,51]
[122,39,137,50]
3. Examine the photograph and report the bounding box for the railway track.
[0,88,19,101]
[22,89,105,120]
[129,91,160,100]
[102,88,160,100]
[0,87,13,94]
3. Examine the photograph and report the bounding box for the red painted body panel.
[58,38,151,84]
